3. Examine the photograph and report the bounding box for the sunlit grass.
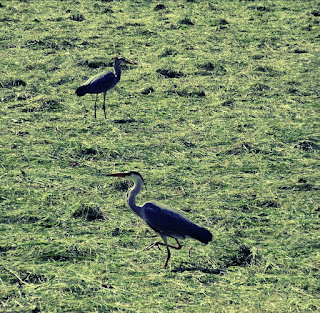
[0,0,319,312]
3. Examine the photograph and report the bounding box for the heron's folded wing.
[142,202,212,243]
[84,72,116,94]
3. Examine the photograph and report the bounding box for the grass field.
[1,0,319,312]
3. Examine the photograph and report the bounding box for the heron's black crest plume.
[128,171,145,183]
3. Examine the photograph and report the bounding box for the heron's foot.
[188,246,194,257]
[144,240,182,251]
[144,242,163,251]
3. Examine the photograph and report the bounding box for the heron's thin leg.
[173,239,182,250]
[161,236,171,268]
[143,236,175,268]
[164,245,171,268]
[94,94,98,119]
[103,91,106,119]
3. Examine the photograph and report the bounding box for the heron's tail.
[192,226,212,244]
[76,85,87,97]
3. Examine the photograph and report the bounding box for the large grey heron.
[107,171,212,268]
[76,58,133,119]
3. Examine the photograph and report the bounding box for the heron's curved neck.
[114,61,122,81]
[126,180,143,217]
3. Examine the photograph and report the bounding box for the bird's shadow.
[113,118,137,124]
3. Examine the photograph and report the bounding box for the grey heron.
[107,171,212,268]
[76,58,133,118]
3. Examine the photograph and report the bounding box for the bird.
[106,171,212,268]
[76,58,133,119]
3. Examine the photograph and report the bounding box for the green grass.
[1,0,319,312]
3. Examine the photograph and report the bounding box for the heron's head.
[107,171,144,185]
[115,58,134,65]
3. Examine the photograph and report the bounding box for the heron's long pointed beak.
[125,60,136,65]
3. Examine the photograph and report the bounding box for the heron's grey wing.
[83,72,117,94]
[142,202,212,243]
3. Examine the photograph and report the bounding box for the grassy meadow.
[1,0,319,311]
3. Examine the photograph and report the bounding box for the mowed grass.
[0,0,319,312]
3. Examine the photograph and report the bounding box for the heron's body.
[76,72,118,96]
[76,58,132,118]
[107,171,212,268]
[142,202,212,243]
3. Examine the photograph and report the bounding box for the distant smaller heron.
[76,58,133,119]
[107,171,212,268]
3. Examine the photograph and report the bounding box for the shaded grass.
[1,0,320,312]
